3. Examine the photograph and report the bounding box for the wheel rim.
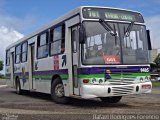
[55,83,64,97]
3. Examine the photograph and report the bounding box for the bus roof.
[6,6,142,50]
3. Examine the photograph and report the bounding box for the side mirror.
[146,30,152,50]
[79,24,86,44]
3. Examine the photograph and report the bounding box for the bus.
[5,6,152,104]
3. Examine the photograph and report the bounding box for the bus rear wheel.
[16,78,23,95]
[51,77,69,104]
[100,96,122,103]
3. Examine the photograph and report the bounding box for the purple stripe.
[33,69,68,76]
[78,66,149,74]
[13,69,68,77]
[14,69,68,76]
[14,72,29,76]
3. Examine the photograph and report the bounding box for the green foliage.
[152,81,160,87]
[0,60,3,71]
[154,53,160,66]
[0,75,5,79]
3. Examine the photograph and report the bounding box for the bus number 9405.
[140,68,149,73]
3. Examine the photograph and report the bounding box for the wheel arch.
[51,74,62,84]
[50,74,69,104]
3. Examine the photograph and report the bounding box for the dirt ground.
[0,81,160,120]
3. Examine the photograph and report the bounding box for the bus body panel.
[81,82,152,98]
[77,65,151,98]
[65,15,80,96]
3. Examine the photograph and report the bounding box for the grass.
[152,81,160,87]
[0,76,5,80]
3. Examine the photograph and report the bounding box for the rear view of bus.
[79,7,152,103]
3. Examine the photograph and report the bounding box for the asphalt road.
[0,80,160,120]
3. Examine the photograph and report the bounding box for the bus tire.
[15,78,23,95]
[51,77,69,104]
[100,96,122,103]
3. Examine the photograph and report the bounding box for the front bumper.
[81,82,152,98]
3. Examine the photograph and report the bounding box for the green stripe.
[14,76,29,79]
[124,73,149,76]
[33,76,52,79]
[60,75,68,80]
[78,72,149,79]
[78,74,104,78]
[33,75,68,80]
[13,72,150,80]
[111,73,149,77]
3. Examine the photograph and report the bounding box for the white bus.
[5,6,152,104]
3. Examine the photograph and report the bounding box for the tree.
[0,60,3,71]
[154,53,160,66]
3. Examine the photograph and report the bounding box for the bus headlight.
[145,76,149,81]
[92,78,96,83]
[99,79,103,84]
[140,77,144,82]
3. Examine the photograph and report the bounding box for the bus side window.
[61,24,65,53]
[37,32,49,59]
[15,45,21,64]
[50,24,65,55]
[6,50,10,66]
[21,42,28,62]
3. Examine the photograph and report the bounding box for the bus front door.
[10,52,14,87]
[28,44,35,90]
[65,15,80,96]
[71,25,80,95]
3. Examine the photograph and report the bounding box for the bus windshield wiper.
[99,19,117,36]
[124,21,135,37]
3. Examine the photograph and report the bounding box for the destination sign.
[105,12,135,21]
[82,7,144,23]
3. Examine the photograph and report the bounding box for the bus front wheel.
[51,77,69,104]
[100,96,122,103]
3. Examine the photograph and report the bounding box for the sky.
[0,0,160,73]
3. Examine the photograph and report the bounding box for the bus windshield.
[82,21,149,65]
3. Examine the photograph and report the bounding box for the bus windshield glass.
[82,21,149,65]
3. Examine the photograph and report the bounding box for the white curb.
[0,85,8,88]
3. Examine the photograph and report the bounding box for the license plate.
[142,84,151,89]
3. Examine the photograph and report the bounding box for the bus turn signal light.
[83,79,89,84]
